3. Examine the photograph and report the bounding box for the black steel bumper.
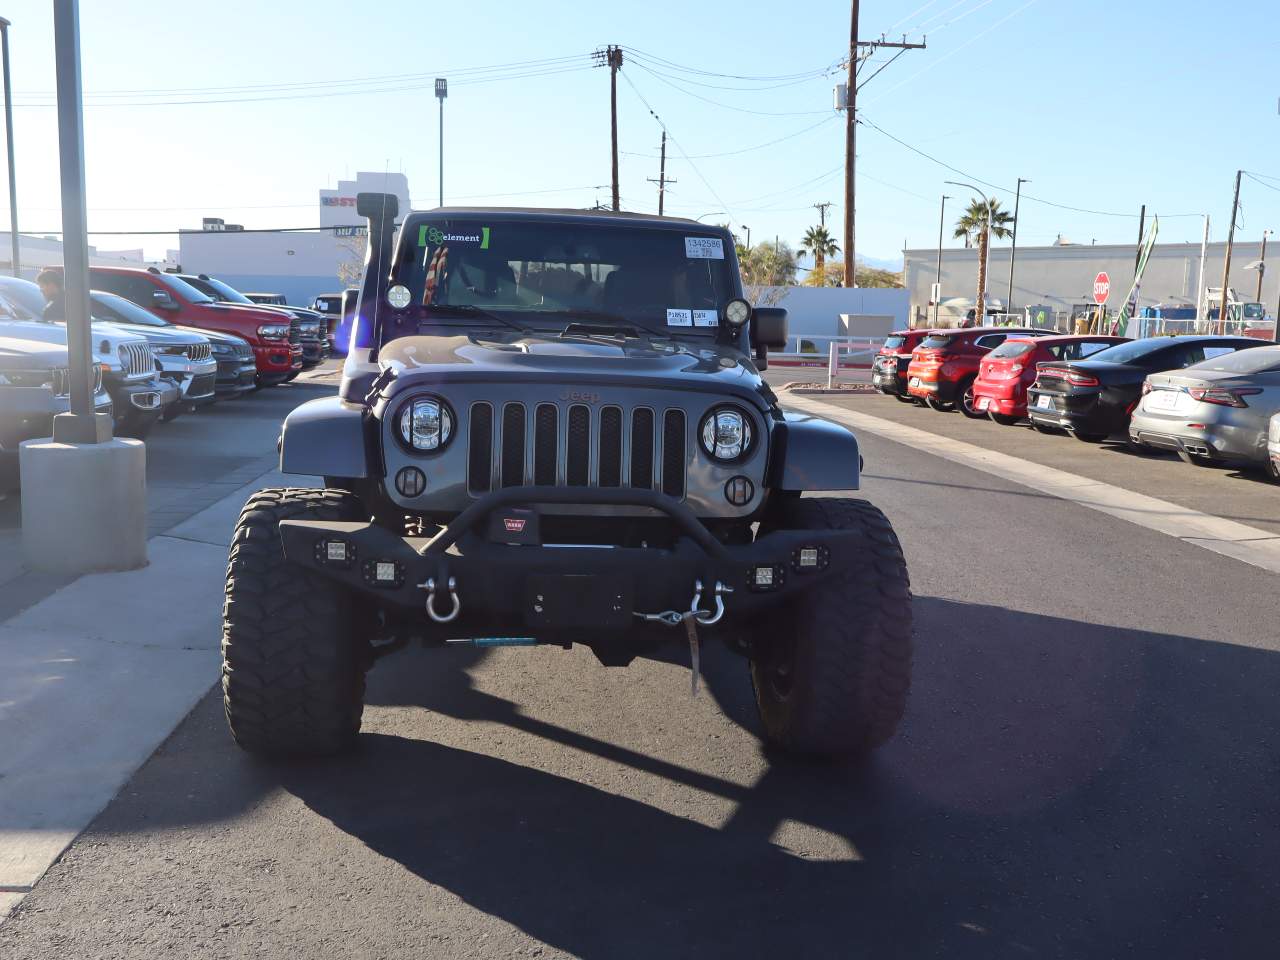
[279,488,853,637]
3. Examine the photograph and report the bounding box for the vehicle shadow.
[262,595,1280,958]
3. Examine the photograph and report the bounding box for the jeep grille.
[186,342,212,363]
[121,341,155,380]
[467,400,686,499]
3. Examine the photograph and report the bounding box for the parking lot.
[3,384,1278,958]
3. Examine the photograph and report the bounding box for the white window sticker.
[692,309,719,327]
[666,308,693,327]
[685,237,725,260]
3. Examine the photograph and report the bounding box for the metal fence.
[767,335,884,386]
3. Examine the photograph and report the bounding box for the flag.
[1113,216,1159,337]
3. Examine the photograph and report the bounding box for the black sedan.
[1026,335,1273,442]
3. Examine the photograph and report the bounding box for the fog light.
[754,566,774,587]
[748,564,785,592]
[724,475,754,506]
[315,538,354,568]
[361,559,404,588]
[791,544,830,572]
[395,466,426,497]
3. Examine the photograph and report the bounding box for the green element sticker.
[418,224,490,247]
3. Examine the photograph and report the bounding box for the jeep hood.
[0,334,69,369]
[376,332,764,395]
[0,317,146,361]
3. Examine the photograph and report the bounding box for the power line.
[624,48,835,82]
[627,61,830,118]
[620,114,837,161]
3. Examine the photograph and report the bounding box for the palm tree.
[799,225,840,286]
[953,198,1014,325]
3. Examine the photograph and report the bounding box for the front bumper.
[215,358,258,396]
[253,341,304,375]
[279,487,849,638]
[1,388,112,477]
[108,378,180,425]
[301,339,326,366]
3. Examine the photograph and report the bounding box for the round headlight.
[397,396,453,451]
[386,284,412,310]
[700,407,752,461]
[724,298,751,327]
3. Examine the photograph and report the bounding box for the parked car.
[872,328,935,402]
[906,327,1053,416]
[88,291,217,420]
[178,274,327,369]
[1128,344,1280,468]
[311,292,344,352]
[244,292,287,306]
[1026,335,1271,442]
[1268,412,1280,480]
[974,334,1129,425]
[84,266,302,388]
[0,335,113,489]
[0,278,176,438]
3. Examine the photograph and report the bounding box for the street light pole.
[945,179,995,327]
[744,225,751,250]
[934,194,949,325]
[434,78,447,207]
[0,18,19,277]
[1007,177,1028,313]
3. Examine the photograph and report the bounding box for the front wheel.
[748,497,913,758]
[222,487,369,757]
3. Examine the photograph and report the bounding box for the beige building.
[903,238,1278,329]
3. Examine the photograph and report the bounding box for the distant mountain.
[859,253,903,272]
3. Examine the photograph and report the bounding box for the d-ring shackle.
[690,579,731,626]
[420,576,461,623]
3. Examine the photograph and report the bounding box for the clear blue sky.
[3,0,1279,263]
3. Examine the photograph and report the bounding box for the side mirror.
[751,307,788,349]
[152,290,179,310]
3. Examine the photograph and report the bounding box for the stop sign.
[1093,271,1111,305]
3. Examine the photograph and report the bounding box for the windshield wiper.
[420,303,531,336]
[530,309,670,341]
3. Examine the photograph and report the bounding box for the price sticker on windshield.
[666,308,693,327]
[685,237,724,260]
[692,310,718,327]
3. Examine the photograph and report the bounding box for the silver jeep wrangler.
[221,193,912,759]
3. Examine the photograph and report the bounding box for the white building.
[0,233,165,281]
[178,171,410,306]
[904,238,1279,329]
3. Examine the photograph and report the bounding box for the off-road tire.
[749,497,912,757]
[222,487,368,757]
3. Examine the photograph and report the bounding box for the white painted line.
[785,393,1280,576]
[0,466,317,922]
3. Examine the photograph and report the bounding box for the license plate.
[975,397,989,411]
[909,377,921,388]
[1036,395,1053,410]
[1147,390,1184,411]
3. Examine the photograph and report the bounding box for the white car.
[1268,411,1280,481]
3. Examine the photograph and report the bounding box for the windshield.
[0,279,47,318]
[987,340,1035,359]
[1189,344,1280,374]
[184,275,253,305]
[391,218,735,338]
[919,334,955,350]
[314,296,342,313]
[90,291,171,327]
[884,335,907,350]
[155,272,215,304]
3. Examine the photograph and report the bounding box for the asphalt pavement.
[3,388,1279,958]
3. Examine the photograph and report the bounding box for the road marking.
[785,394,1280,576]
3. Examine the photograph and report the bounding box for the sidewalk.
[0,467,316,920]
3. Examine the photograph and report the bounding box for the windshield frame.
[385,214,741,345]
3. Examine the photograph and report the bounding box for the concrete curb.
[0,467,316,921]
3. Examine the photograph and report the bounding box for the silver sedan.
[1268,411,1280,480]
[1129,343,1280,468]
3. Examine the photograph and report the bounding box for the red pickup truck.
[87,266,303,387]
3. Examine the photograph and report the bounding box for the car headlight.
[210,343,232,355]
[699,406,753,461]
[257,324,289,340]
[117,345,129,367]
[397,396,454,452]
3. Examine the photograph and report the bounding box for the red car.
[906,327,1052,417]
[871,328,936,401]
[87,266,303,387]
[973,334,1130,425]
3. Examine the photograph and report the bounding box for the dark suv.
[220,196,914,762]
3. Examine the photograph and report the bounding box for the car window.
[90,292,170,327]
[987,340,1034,359]
[974,334,1007,349]
[919,334,954,350]
[883,334,907,350]
[1188,345,1280,374]
[1202,346,1237,360]
[1059,339,1119,360]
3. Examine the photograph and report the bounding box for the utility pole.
[647,131,675,216]
[840,7,926,288]
[594,46,624,212]
[1218,170,1242,334]
[0,18,18,277]
[935,194,949,325]
[434,79,447,207]
[1007,178,1028,312]
[813,201,833,228]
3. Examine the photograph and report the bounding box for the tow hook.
[418,576,461,623]
[634,579,733,627]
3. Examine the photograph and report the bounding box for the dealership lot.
[2,387,1278,958]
